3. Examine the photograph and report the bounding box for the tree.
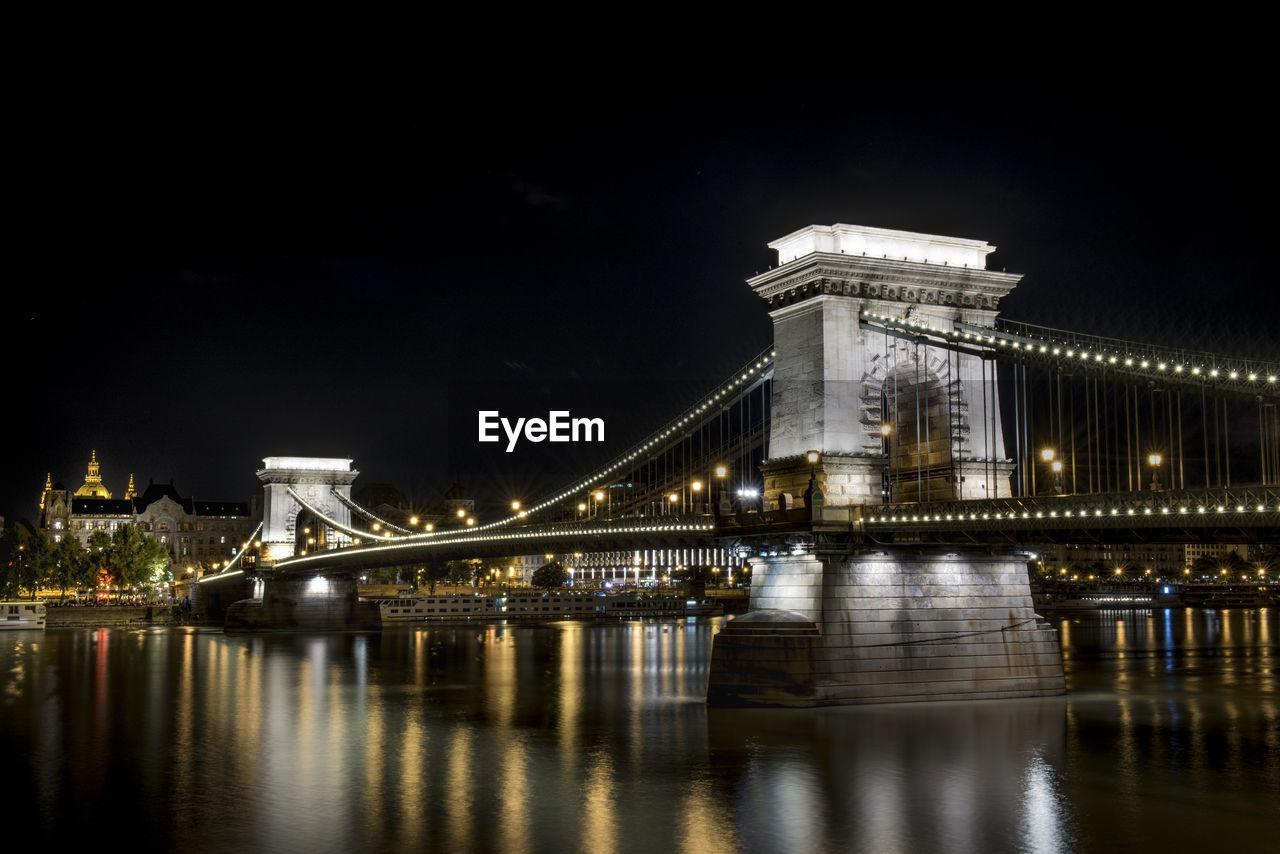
[86,531,114,589]
[51,535,91,601]
[1253,544,1278,577]
[421,558,450,593]
[1222,550,1253,581]
[107,525,173,599]
[21,529,54,599]
[1,526,31,599]
[480,559,509,587]
[446,559,479,586]
[1190,555,1219,579]
[531,560,569,590]
[1119,558,1144,581]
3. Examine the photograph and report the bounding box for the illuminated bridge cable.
[274,516,716,573]
[329,490,415,535]
[285,486,397,544]
[475,344,776,530]
[863,309,1279,495]
[859,311,1279,399]
[195,521,263,584]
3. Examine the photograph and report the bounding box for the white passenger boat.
[1,601,47,630]
[373,592,722,623]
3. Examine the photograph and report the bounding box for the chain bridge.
[197,223,1279,706]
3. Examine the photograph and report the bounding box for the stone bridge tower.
[257,456,358,562]
[710,225,1064,708]
[746,223,1019,507]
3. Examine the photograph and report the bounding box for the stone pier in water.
[708,547,1064,706]
[224,574,381,633]
[708,224,1064,706]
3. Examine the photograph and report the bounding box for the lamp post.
[691,481,703,514]
[1042,449,1063,495]
[804,450,823,512]
[1148,453,1163,492]
[880,423,892,504]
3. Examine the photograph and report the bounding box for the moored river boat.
[1,601,46,630]
[373,591,722,623]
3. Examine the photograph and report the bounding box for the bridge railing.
[869,484,1280,528]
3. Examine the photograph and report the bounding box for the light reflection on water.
[2,610,1277,853]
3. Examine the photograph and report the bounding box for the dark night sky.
[6,82,1277,525]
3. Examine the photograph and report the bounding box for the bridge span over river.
[197,223,1279,706]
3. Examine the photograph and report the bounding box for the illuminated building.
[38,451,257,568]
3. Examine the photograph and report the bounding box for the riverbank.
[45,605,192,627]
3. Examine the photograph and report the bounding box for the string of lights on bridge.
[275,518,717,570]
[861,310,1279,387]
[299,345,778,548]
[279,313,1276,553]
[499,345,776,530]
[867,502,1279,526]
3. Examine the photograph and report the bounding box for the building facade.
[39,452,258,572]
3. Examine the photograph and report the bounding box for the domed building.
[38,451,258,573]
[73,450,116,499]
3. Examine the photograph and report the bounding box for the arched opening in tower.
[883,362,958,503]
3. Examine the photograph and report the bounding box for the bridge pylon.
[257,456,359,561]
[710,225,1064,707]
[747,223,1018,507]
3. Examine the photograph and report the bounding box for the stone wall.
[814,552,1064,704]
[708,548,1064,706]
[224,575,381,633]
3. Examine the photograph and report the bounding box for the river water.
[3,609,1277,853]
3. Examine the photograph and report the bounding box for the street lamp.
[1042,449,1063,495]
[804,450,822,510]
[1148,453,1163,492]
[880,424,892,504]
[691,481,703,513]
